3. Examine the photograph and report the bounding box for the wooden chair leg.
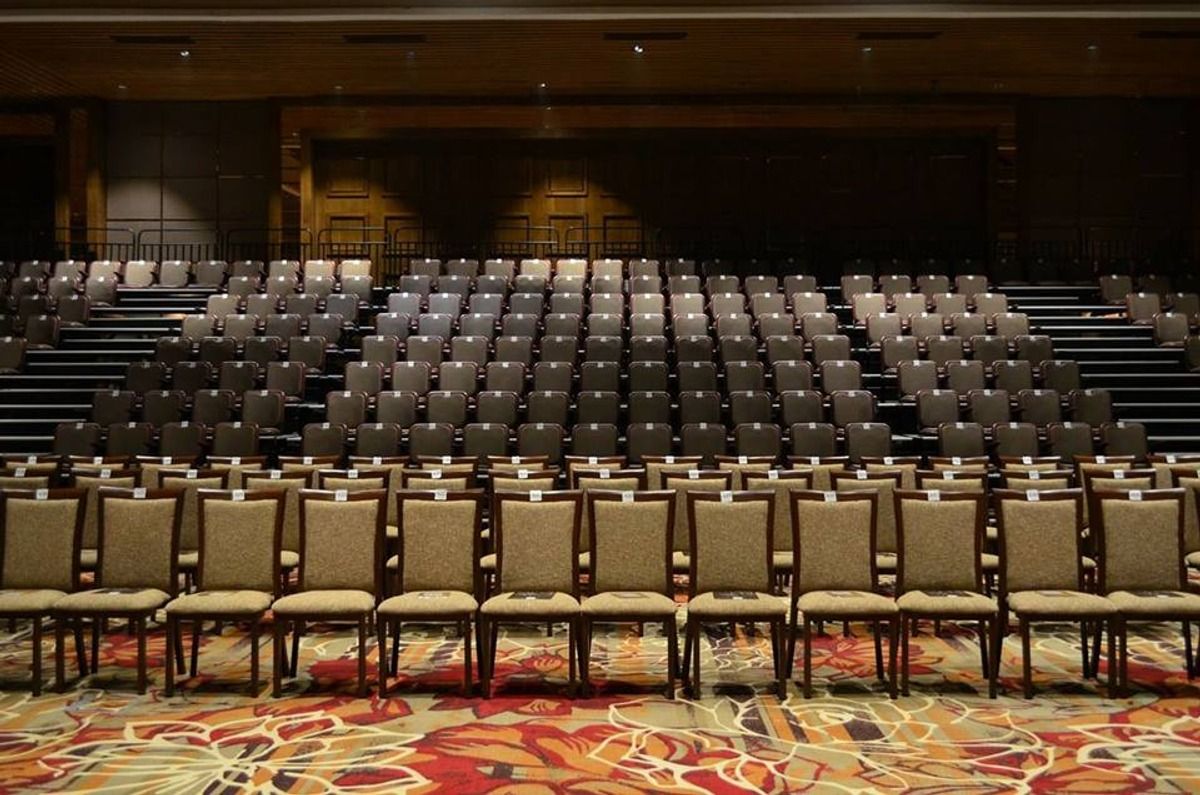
[774,620,786,699]
[377,618,388,698]
[691,619,702,698]
[784,600,798,679]
[978,619,991,680]
[578,617,590,697]
[665,619,677,700]
[900,615,911,696]
[136,616,148,695]
[31,614,43,696]
[1184,621,1194,680]
[802,616,813,699]
[73,618,86,677]
[462,618,473,696]
[272,620,284,697]
[680,619,692,680]
[988,618,999,699]
[1020,618,1033,699]
[887,618,899,699]
[1080,621,1091,678]
[249,619,261,697]
[91,616,100,676]
[1106,619,1118,698]
[55,617,67,692]
[164,617,176,697]
[390,619,401,674]
[357,616,367,698]
[289,620,302,677]
[567,618,578,696]
[1090,621,1103,679]
[873,620,884,681]
[187,619,204,678]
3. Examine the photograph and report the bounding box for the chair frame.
[164,489,285,697]
[0,489,85,695]
[580,489,678,698]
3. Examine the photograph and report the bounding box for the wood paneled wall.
[309,133,991,259]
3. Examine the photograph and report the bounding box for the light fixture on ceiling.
[538,82,547,89]
[861,46,873,54]
[334,84,344,91]
[179,49,190,58]
[632,42,645,54]
[117,84,127,90]
[1087,43,1099,52]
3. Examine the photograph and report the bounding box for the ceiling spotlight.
[1087,43,1099,51]
[179,49,190,58]
[538,82,547,89]
[334,84,344,91]
[861,46,873,54]
[632,42,645,54]
[117,84,127,90]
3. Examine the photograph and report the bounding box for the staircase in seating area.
[0,286,211,454]
[1003,283,1200,453]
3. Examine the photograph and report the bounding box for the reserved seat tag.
[335,490,348,502]
[529,490,543,502]
[434,489,447,501]
[232,490,245,501]
[621,491,634,503]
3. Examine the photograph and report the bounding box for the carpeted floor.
[2,614,1199,793]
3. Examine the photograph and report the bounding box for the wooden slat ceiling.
[0,11,1197,100]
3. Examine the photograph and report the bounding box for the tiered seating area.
[3,256,1199,460]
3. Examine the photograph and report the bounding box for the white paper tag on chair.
[1114,470,1126,480]
[621,491,634,503]
[234,421,243,429]
[321,422,331,430]
[35,488,48,500]
[720,491,733,503]
[232,490,246,501]
[185,469,198,479]
[163,456,173,465]
[952,456,963,465]
[738,455,748,464]
[372,456,382,465]
[955,422,965,429]
[231,457,241,465]
[335,490,348,502]
[856,470,868,480]
[586,456,599,465]
[537,423,545,430]
[945,471,957,480]
[511,456,521,464]
[1167,454,1178,464]
[303,456,314,465]
[928,490,941,502]
[1129,490,1143,501]
[92,456,103,464]
[1029,470,1042,480]
[1022,456,1033,465]
[1026,490,1040,501]
[1096,455,1107,464]
[76,423,86,430]
[441,455,452,465]
[767,470,779,480]
[883,456,894,465]
[348,469,360,479]
[434,489,448,501]
[99,469,112,479]
[809,456,821,465]
[664,455,675,464]
[133,487,146,499]
[430,469,445,480]
[25,455,36,464]
[270,470,282,480]
[529,490,543,502]
[598,469,610,479]
[688,470,700,480]
[14,466,26,476]
[517,469,529,479]
[824,491,837,503]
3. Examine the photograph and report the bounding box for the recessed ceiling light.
[1087,43,1099,51]
[117,84,127,90]
[538,82,547,89]
[179,49,190,58]
[632,43,645,54]
[861,46,873,54]
[334,84,344,91]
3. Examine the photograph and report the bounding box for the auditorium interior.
[1,0,1200,791]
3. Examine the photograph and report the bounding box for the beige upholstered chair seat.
[79,548,97,569]
[876,552,897,572]
[897,590,996,616]
[1107,590,1200,617]
[0,589,67,612]
[166,590,273,615]
[688,591,787,619]
[986,525,998,542]
[280,550,299,569]
[481,591,579,617]
[386,524,398,540]
[378,591,478,617]
[582,591,677,617]
[796,590,899,618]
[671,551,691,571]
[772,551,792,570]
[56,587,170,613]
[479,553,496,571]
[980,552,999,571]
[1007,590,1116,617]
[272,590,375,616]
[177,551,199,571]
[1187,551,1200,568]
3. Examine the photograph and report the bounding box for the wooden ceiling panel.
[0,14,1196,100]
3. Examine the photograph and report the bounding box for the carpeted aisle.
[1,618,1199,792]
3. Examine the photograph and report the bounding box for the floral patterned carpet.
[1,614,1199,793]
